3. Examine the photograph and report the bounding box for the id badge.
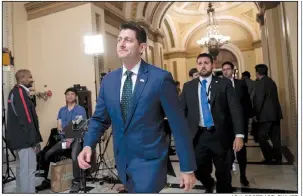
[62,142,67,149]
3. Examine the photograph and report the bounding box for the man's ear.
[140,43,147,54]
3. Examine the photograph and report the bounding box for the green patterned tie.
[121,70,133,122]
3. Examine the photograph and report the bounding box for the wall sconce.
[36,90,52,101]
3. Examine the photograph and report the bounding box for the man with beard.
[180,53,244,193]
[6,69,43,193]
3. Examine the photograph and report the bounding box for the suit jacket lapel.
[210,75,219,107]
[125,60,148,130]
[115,68,124,123]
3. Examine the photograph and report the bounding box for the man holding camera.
[36,87,86,193]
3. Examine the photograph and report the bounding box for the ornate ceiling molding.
[24,2,88,20]
[23,2,163,44]
[99,8,164,44]
[24,2,127,20]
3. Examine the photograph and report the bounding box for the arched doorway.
[213,49,239,78]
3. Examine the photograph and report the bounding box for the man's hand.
[233,137,244,152]
[179,172,196,191]
[78,146,92,169]
[65,138,73,149]
[33,143,41,153]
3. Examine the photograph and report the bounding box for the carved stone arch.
[220,43,245,74]
[163,15,179,49]
[156,2,174,29]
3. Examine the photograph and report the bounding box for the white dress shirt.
[19,84,30,93]
[120,60,141,101]
[230,77,235,88]
[198,75,244,138]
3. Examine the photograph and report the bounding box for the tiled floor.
[2,136,298,193]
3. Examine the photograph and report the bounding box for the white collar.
[19,84,30,92]
[199,74,213,83]
[122,60,141,76]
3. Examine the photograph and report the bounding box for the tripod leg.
[110,182,116,190]
[82,169,86,193]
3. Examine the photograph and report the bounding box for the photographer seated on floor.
[36,87,87,193]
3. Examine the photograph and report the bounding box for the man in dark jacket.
[6,69,42,193]
[222,62,253,186]
[253,64,283,164]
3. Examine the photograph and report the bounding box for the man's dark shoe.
[69,181,81,193]
[261,160,274,165]
[240,176,249,186]
[118,189,128,193]
[205,180,216,193]
[35,179,51,191]
[273,159,283,165]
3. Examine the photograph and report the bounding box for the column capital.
[136,20,164,44]
[255,2,280,27]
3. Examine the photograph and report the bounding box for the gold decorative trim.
[143,2,149,17]
[164,19,175,48]
[25,2,89,20]
[108,2,123,11]
[164,51,187,60]
[24,2,163,45]
[159,2,174,28]
[103,9,126,29]
[256,2,280,26]
[160,47,163,68]
[131,2,138,19]
[253,40,262,48]
[149,2,161,23]
[136,20,164,44]
[172,61,178,80]
[149,46,155,64]
[25,2,126,20]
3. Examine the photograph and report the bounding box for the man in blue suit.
[78,22,197,193]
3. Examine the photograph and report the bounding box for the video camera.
[63,115,89,139]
